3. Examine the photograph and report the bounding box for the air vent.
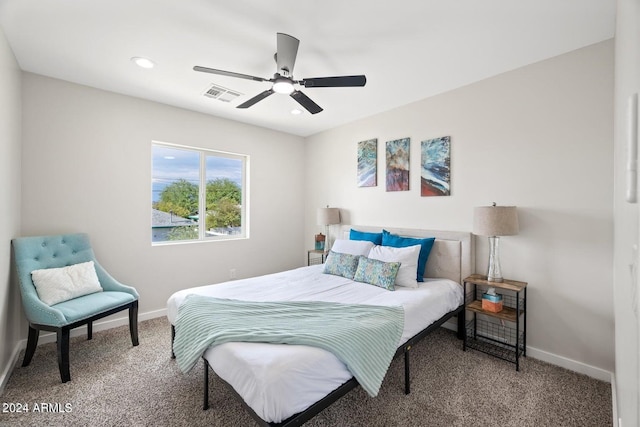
[203,83,242,103]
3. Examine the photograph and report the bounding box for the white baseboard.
[526,346,613,383]
[611,373,619,427]
[442,319,459,332]
[0,308,167,394]
[0,341,24,395]
[443,318,613,383]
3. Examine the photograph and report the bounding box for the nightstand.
[462,274,527,370]
[307,250,327,266]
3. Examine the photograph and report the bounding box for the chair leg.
[129,301,139,346]
[87,321,93,340]
[57,328,71,383]
[22,325,39,367]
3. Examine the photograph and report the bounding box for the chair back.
[13,233,104,324]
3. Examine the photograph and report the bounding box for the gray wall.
[19,73,306,320]
[305,40,615,377]
[0,26,22,388]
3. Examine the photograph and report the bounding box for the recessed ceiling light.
[131,56,155,69]
[291,109,302,115]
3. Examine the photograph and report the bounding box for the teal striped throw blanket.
[173,295,405,396]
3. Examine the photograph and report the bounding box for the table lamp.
[473,203,519,282]
[317,206,341,253]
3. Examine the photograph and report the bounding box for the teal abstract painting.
[421,136,451,197]
[386,138,410,191]
[357,139,377,187]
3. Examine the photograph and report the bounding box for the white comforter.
[166,265,462,423]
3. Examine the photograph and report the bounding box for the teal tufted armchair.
[12,233,139,383]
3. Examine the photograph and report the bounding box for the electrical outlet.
[229,268,236,279]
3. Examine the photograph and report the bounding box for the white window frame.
[152,141,249,245]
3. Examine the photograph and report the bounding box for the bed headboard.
[338,225,474,285]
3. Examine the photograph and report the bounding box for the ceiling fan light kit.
[194,33,366,114]
[272,77,295,94]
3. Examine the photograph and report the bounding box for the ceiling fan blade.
[237,89,275,109]
[302,75,367,88]
[290,90,323,114]
[276,33,300,75]
[193,66,268,83]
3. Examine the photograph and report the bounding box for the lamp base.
[324,225,331,254]
[486,236,503,283]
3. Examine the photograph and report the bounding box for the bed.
[166,225,474,426]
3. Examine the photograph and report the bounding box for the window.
[151,142,248,244]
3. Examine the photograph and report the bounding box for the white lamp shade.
[317,207,341,226]
[473,205,519,236]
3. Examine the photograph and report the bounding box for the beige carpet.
[0,317,612,426]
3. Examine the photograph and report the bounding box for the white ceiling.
[0,0,615,137]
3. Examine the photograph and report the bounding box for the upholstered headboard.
[338,225,474,285]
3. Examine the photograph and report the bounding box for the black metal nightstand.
[307,250,327,266]
[463,274,528,371]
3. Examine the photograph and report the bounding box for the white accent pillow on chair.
[31,261,103,306]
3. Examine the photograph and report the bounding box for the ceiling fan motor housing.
[193,32,366,114]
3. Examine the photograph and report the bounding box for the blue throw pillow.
[350,228,383,245]
[381,230,435,282]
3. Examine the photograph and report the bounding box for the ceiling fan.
[194,33,367,114]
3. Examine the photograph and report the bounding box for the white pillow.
[331,239,375,256]
[368,244,421,288]
[31,261,103,306]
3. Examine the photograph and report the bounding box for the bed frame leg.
[171,325,176,359]
[404,349,411,395]
[457,311,465,340]
[203,358,210,410]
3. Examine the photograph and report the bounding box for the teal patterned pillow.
[323,251,361,279]
[353,257,401,291]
